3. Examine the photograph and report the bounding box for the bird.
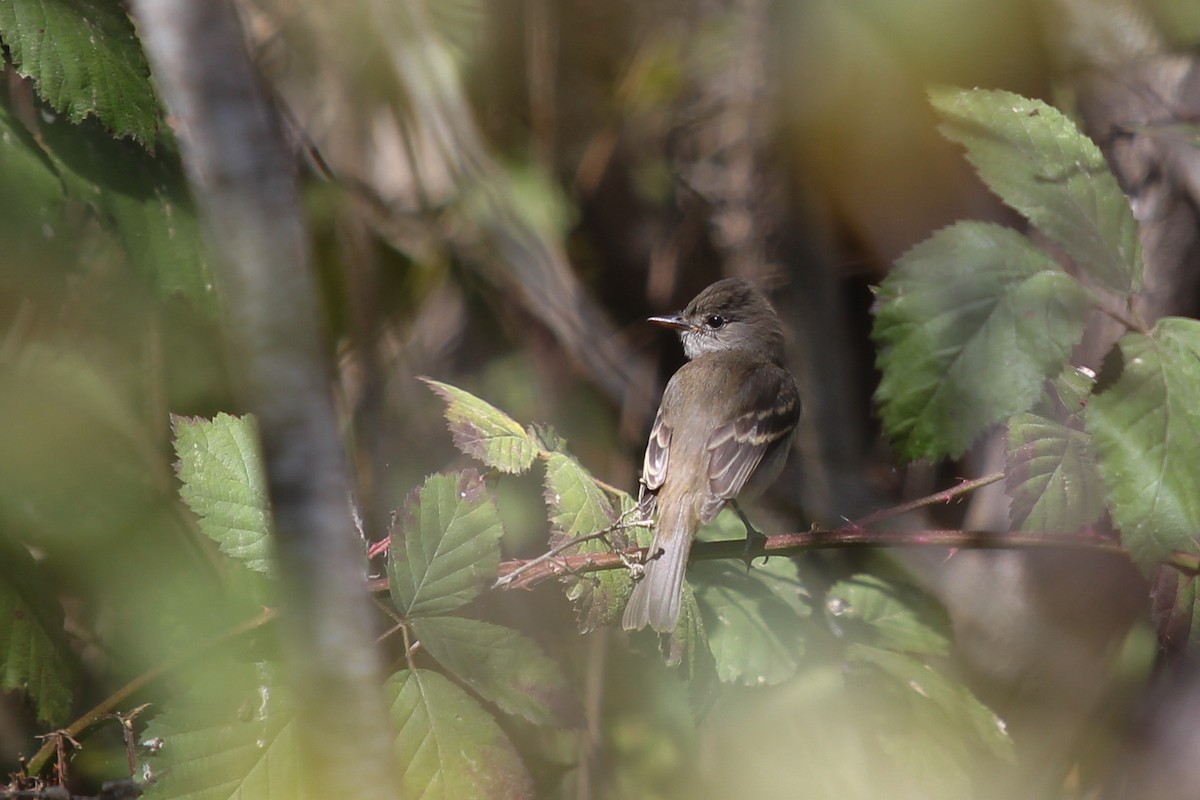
[622,277,801,633]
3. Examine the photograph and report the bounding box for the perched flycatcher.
[622,278,801,633]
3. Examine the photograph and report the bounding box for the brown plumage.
[623,278,800,633]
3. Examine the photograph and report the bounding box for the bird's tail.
[622,501,692,633]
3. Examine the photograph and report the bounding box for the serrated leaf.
[390,471,503,616]
[848,644,1015,763]
[421,378,538,474]
[826,574,951,656]
[543,452,643,632]
[0,0,160,144]
[930,87,1141,294]
[544,452,618,545]
[172,413,273,575]
[1087,319,1200,569]
[387,668,533,800]
[0,536,76,725]
[1006,369,1106,531]
[874,221,1093,460]
[690,559,810,686]
[140,706,308,800]
[412,617,577,726]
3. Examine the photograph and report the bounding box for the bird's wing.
[701,366,800,521]
[639,405,672,518]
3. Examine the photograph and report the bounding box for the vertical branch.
[131,1,398,796]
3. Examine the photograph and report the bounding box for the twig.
[493,529,617,589]
[25,609,277,777]
[851,472,1004,528]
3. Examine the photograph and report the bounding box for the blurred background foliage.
[2,0,1200,797]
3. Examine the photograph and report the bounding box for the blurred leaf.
[544,452,641,632]
[874,221,1092,460]
[691,559,810,686]
[421,378,538,474]
[930,87,1142,294]
[45,120,212,309]
[671,584,719,713]
[1087,319,1200,569]
[412,616,577,726]
[0,0,160,144]
[848,644,1015,763]
[826,574,951,656]
[141,705,308,800]
[0,103,66,255]
[1006,368,1106,531]
[387,668,533,800]
[0,535,76,725]
[389,470,503,616]
[0,344,158,542]
[172,413,273,575]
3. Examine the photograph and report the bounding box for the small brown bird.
[622,278,801,633]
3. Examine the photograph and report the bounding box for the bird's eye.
[705,314,726,330]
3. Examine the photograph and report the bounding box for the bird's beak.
[648,313,691,331]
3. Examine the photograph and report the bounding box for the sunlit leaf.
[544,452,645,632]
[1006,368,1106,531]
[421,378,538,474]
[826,574,951,656]
[387,668,533,800]
[389,470,504,616]
[691,558,810,686]
[874,221,1092,460]
[1087,318,1200,569]
[172,413,273,575]
[930,87,1141,294]
[0,0,159,144]
[413,616,578,725]
[0,536,76,725]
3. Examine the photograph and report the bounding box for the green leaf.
[0,103,67,255]
[387,668,533,800]
[1006,368,1106,531]
[0,0,160,144]
[421,378,538,474]
[172,413,273,575]
[389,470,504,616]
[930,87,1141,294]
[848,644,1015,763]
[670,583,720,713]
[826,574,951,656]
[874,221,1093,460]
[690,558,810,686]
[0,536,76,725]
[1087,318,1200,569]
[544,452,645,632]
[412,617,577,725]
[38,114,215,312]
[140,707,308,800]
